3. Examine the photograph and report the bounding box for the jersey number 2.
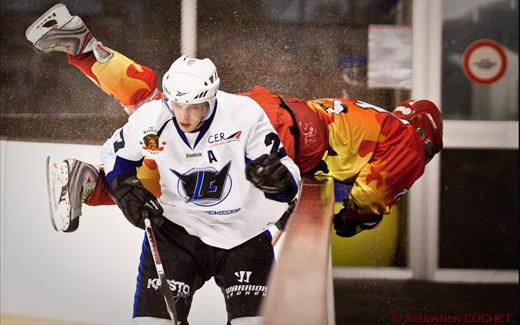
[265,132,287,158]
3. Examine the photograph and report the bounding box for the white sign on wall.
[368,24,412,89]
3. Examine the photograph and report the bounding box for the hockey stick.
[143,215,179,324]
[271,200,297,247]
[271,228,284,247]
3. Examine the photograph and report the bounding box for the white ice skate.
[46,156,99,232]
[25,3,95,55]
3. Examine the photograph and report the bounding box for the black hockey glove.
[246,153,292,194]
[110,175,164,229]
[333,204,382,238]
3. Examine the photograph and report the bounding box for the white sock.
[230,316,263,325]
[133,316,179,325]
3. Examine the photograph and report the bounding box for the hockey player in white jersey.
[102,55,301,325]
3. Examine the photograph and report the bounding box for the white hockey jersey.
[101,90,301,249]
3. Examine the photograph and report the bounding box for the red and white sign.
[462,39,507,84]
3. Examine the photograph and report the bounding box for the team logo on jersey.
[317,99,348,114]
[208,131,242,147]
[171,161,232,207]
[140,128,165,154]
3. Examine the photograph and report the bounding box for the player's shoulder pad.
[218,90,266,120]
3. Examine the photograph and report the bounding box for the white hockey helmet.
[162,55,220,120]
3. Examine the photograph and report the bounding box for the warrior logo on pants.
[235,270,252,283]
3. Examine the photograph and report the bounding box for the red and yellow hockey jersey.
[307,98,425,219]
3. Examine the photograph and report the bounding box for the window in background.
[439,0,518,271]
[439,149,518,269]
[442,0,518,120]
[197,0,398,103]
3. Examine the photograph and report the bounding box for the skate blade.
[25,3,73,44]
[45,156,70,232]
[45,156,60,231]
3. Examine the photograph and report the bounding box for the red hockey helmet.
[393,99,443,162]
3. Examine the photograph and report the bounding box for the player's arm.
[333,145,424,237]
[244,105,301,203]
[332,194,384,238]
[101,121,163,229]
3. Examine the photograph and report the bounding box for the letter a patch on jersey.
[171,161,232,207]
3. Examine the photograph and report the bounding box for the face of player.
[170,102,209,132]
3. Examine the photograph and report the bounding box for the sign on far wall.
[462,39,508,85]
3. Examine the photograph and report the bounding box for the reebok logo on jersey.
[171,161,232,207]
[208,131,242,147]
[186,152,202,158]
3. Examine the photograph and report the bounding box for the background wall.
[0,0,398,143]
[0,140,227,324]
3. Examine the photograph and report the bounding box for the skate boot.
[46,156,99,232]
[25,3,96,55]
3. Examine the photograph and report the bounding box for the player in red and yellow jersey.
[28,5,442,238]
[307,98,442,236]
